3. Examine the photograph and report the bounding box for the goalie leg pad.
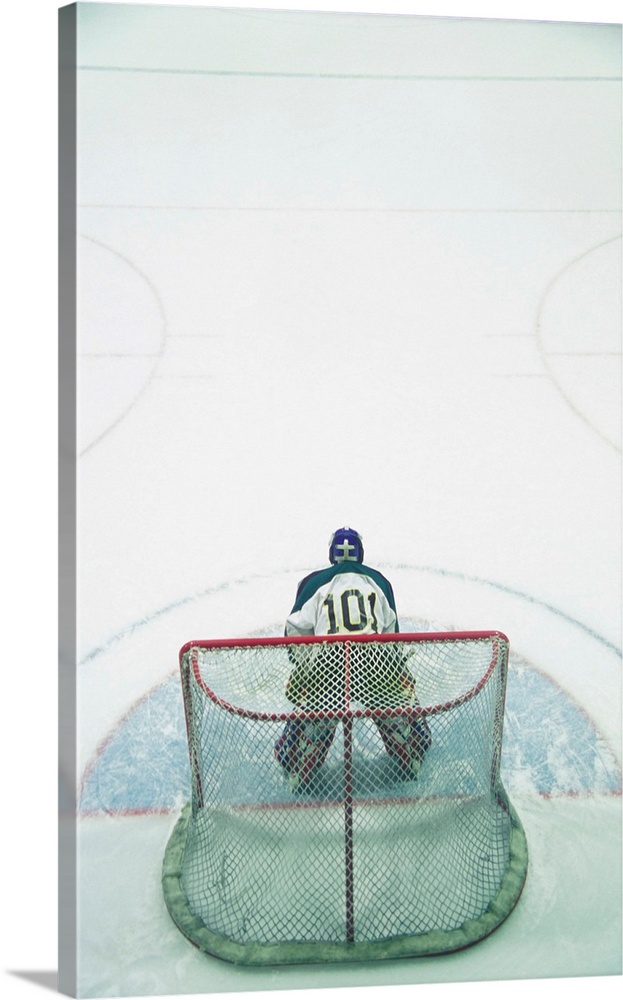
[376,716,432,772]
[297,719,338,785]
[275,718,338,785]
[274,719,303,773]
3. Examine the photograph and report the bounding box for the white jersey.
[285,563,398,637]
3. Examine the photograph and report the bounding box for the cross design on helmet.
[336,538,357,560]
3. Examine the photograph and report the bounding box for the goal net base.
[163,798,528,965]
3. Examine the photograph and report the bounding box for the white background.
[2,2,622,1000]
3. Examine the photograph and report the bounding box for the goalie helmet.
[329,526,364,565]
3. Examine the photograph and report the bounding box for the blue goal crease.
[79,664,622,815]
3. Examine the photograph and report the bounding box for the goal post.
[163,631,528,964]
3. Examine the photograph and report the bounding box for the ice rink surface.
[64,3,622,997]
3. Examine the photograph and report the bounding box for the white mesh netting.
[162,632,528,964]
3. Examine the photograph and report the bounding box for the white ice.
[56,3,623,998]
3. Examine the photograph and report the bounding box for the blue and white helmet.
[329,526,364,564]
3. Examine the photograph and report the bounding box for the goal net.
[163,632,528,964]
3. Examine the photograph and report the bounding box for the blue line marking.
[80,564,621,666]
[390,564,622,657]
